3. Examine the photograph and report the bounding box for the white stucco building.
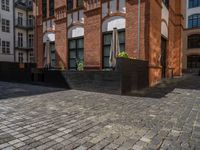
[14,0,34,63]
[0,0,15,62]
[182,0,200,72]
[0,0,34,63]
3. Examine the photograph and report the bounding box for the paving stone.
[0,75,199,149]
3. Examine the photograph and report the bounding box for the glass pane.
[51,60,56,67]
[104,57,110,68]
[78,49,84,60]
[104,34,112,45]
[69,40,76,49]
[70,59,76,68]
[51,53,55,59]
[119,32,125,43]
[77,39,83,48]
[69,50,76,58]
[104,46,110,57]
[120,44,125,52]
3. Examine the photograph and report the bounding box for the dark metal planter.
[66,58,149,94]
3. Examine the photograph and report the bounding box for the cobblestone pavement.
[0,75,200,150]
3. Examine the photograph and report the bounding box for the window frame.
[188,34,200,49]
[188,14,200,28]
[49,0,55,16]
[42,0,47,18]
[18,52,24,63]
[2,41,10,54]
[68,36,84,70]
[1,0,9,11]
[187,55,200,68]
[77,0,83,8]
[2,18,10,33]
[189,0,200,8]
[67,0,73,11]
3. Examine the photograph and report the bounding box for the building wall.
[14,0,34,63]
[35,0,183,86]
[0,0,14,62]
[182,0,200,71]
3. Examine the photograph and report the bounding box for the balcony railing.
[15,0,33,10]
[15,41,33,50]
[15,19,34,29]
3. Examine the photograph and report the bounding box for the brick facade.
[34,0,183,86]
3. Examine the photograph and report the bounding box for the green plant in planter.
[76,60,84,71]
[117,51,129,58]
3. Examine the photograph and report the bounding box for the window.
[67,0,73,10]
[42,0,47,18]
[28,15,33,27]
[49,0,55,16]
[68,38,84,70]
[2,41,10,54]
[187,55,200,68]
[28,0,33,7]
[18,33,23,48]
[50,43,56,68]
[29,52,34,63]
[86,0,99,10]
[77,0,83,8]
[18,12,23,26]
[188,34,200,49]
[188,14,200,28]
[1,0,9,11]
[18,52,24,63]
[2,19,10,33]
[103,30,125,68]
[189,0,200,8]
[162,0,169,9]
[28,34,34,48]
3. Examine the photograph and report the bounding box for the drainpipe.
[137,0,141,59]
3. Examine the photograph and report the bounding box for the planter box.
[66,58,149,94]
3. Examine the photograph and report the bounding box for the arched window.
[102,16,125,69]
[189,0,200,8]
[188,34,200,49]
[188,14,200,28]
[68,26,84,70]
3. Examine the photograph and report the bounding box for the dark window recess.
[188,14,200,28]
[189,0,200,8]
[42,0,47,18]
[77,0,83,8]
[67,0,73,10]
[50,42,56,68]
[68,38,84,70]
[102,30,125,69]
[188,34,200,49]
[162,0,169,9]
[187,55,200,68]
[49,0,54,16]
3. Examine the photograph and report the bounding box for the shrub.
[76,60,84,71]
[117,51,129,58]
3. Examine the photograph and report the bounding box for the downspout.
[138,0,141,59]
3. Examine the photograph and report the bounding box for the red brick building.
[34,0,183,86]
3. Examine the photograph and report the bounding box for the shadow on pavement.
[128,74,200,98]
[0,82,67,100]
